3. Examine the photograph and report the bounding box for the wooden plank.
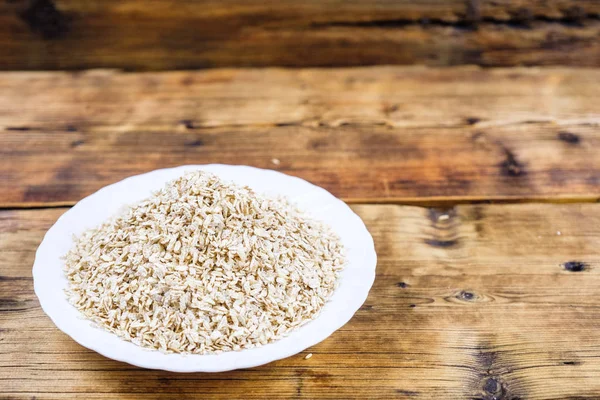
[3,122,600,207]
[5,0,600,25]
[2,67,600,130]
[3,203,600,399]
[1,67,600,206]
[0,0,599,70]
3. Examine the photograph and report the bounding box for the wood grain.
[3,203,600,399]
[1,67,600,206]
[1,0,600,70]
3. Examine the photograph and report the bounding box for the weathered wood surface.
[3,203,600,399]
[1,0,600,70]
[2,67,600,207]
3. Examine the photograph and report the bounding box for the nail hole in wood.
[557,131,580,144]
[563,261,587,272]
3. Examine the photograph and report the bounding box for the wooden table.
[2,66,600,399]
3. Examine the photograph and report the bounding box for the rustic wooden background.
[1,0,600,70]
[2,0,600,399]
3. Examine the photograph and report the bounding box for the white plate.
[32,165,377,372]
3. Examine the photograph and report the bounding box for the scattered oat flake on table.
[305,353,313,359]
[64,171,345,354]
[271,158,281,165]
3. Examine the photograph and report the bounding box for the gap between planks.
[1,196,599,211]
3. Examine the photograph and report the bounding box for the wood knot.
[459,291,475,301]
[483,377,501,395]
[179,120,195,129]
[184,138,204,147]
[20,0,69,39]
[499,147,525,177]
[396,282,409,288]
[557,131,580,144]
[479,376,522,400]
[469,349,523,400]
[466,117,481,125]
[447,290,493,304]
[563,261,587,272]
